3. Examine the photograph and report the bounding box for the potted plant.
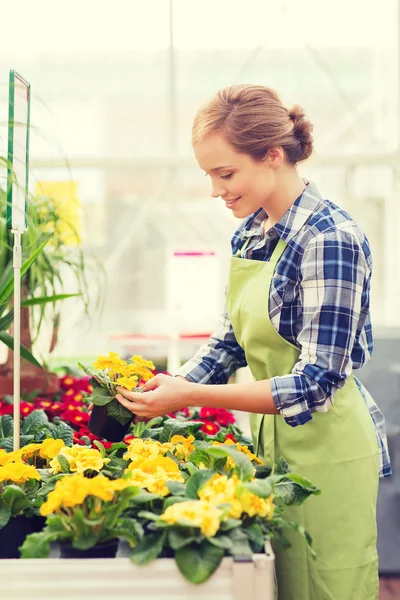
[0,449,44,558]
[20,472,143,558]
[80,353,156,442]
[0,184,103,396]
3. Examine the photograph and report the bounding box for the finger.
[142,375,161,392]
[116,386,141,401]
[116,394,140,414]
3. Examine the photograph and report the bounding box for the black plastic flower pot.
[88,404,133,442]
[59,538,119,559]
[0,515,37,559]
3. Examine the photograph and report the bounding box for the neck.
[262,169,306,227]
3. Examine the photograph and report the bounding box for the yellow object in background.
[35,181,81,246]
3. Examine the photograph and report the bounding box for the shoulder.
[293,199,372,272]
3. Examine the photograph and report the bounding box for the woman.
[116,85,391,600]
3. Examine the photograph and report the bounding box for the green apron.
[226,236,379,600]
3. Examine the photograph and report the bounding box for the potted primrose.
[80,353,155,442]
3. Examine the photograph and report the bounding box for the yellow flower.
[20,443,43,458]
[131,355,155,370]
[87,476,115,501]
[39,439,66,460]
[0,462,40,483]
[40,473,91,515]
[0,449,22,466]
[93,352,126,371]
[199,474,242,519]
[125,468,155,488]
[240,491,274,519]
[116,376,138,391]
[146,468,184,497]
[170,435,195,460]
[160,500,222,537]
[49,445,110,474]
[123,439,163,463]
[139,456,180,475]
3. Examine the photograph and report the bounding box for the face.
[194,134,277,218]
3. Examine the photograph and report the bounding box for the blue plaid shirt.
[177,180,391,478]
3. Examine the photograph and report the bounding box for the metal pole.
[13,231,22,451]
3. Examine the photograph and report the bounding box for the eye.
[220,173,233,180]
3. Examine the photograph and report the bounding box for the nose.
[210,182,227,199]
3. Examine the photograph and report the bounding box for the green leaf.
[244,523,264,552]
[1,485,32,516]
[21,409,49,434]
[269,473,320,506]
[166,481,186,496]
[206,445,255,481]
[130,532,165,565]
[207,534,233,550]
[168,528,200,550]
[162,496,188,510]
[275,456,291,474]
[19,531,53,558]
[72,534,99,550]
[89,386,114,407]
[175,541,224,584]
[219,518,242,532]
[185,469,215,500]
[0,239,49,307]
[0,332,42,369]
[21,293,80,307]
[57,454,71,473]
[0,415,13,439]
[227,527,253,558]
[93,440,106,457]
[112,518,141,547]
[159,419,201,444]
[106,399,133,426]
[238,478,272,499]
[50,422,74,446]
[0,504,11,528]
[254,464,272,479]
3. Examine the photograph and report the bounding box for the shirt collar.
[239,180,324,244]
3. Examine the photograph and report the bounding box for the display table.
[0,542,275,600]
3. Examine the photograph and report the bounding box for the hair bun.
[289,105,314,161]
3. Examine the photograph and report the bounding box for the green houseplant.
[0,178,103,396]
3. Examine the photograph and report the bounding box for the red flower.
[200,421,220,436]
[62,389,76,399]
[0,403,13,416]
[123,434,135,444]
[20,402,36,416]
[215,408,236,427]
[34,398,53,409]
[199,407,217,420]
[60,375,77,390]
[63,400,85,412]
[46,401,63,417]
[225,433,236,442]
[93,440,113,450]
[73,377,93,393]
[60,410,90,428]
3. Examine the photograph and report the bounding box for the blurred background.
[0,0,399,588]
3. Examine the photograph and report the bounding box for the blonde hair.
[192,84,314,164]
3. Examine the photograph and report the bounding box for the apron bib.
[226,237,379,600]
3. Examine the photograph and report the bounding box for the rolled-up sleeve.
[270,229,370,427]
[176,303,247,384]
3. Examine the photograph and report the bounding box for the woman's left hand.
[115,374,193,419]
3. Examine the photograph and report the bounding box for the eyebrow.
[204,165,235,174]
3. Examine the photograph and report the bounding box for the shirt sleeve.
[175,301,248,384]
[270,228,371,427]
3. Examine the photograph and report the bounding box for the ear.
[263,147,284,169]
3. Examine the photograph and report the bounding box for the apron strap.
[269,237,287,266]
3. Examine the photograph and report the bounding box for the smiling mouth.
[224,196,241,208]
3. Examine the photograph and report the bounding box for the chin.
[232,207,255,219]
